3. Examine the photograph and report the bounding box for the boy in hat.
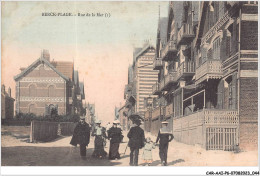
[70,116,91,158]
[156,121,174,166]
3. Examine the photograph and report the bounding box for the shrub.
[13,113,80,123]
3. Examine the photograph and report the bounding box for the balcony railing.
[173,109,239,130]
[161,40,178,61]
[176,62,195,80]
[195,59,223,84]
[177,23,195,45]
[204,109,239,125]
[152,82,160,95]
[153,58,163,70]
[161,72,177,91]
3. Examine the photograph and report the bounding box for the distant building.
[114,106,120,120]
[14,50,85,116]
[1,85,15,119]
[85,103,95,125]
[132,44,158,118]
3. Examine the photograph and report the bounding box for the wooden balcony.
[161,40,178,61]
[161,72,177,91]
[195,59,223,84]
[174,109,238,128]
[177,23,195,45]
[153,58,163,70]
[152,82,160,95]
[173,109,239,149]
[176,62,195,81]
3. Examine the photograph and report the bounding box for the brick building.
[143,1,258,151]
[14,50,85,116]
[1,85,15,119]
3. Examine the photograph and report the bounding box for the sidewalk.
[122,130,258,166]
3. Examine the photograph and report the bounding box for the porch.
[173,109,239,151]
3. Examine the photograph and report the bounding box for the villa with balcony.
[143,1,259,151]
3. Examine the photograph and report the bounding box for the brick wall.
[239,78,258,121]
[239,77,258,151]
[239,122,258,151]
[241,21,258,50]
[17,63,68,116]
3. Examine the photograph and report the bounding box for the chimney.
[8,87,11,97]
[20,67,26,72]
[2,84,5,93]
[41,49,50,62]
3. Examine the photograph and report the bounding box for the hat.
[80,116,85,120]
[113,120,120,124]
[95,120,101,124]
[133,119,141,125]
[162,121,169,124]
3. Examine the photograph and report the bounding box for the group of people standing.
[127,119,174,166]
[70,116,174,166]
[70,117,123,160]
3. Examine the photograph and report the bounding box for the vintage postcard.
[1,1,259,175]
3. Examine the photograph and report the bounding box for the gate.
[206,127,237,151]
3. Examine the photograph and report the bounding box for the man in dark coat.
[107,120,123,160]
[127,119,145,166]
[70,116,91,157]
[156,121,174,166]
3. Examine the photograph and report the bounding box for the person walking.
[70,116,91,159]
[156,121,174,166]
[91,120,107,158]
[127,119,145,166]
[107,120,123,160]
[142,137,156,166]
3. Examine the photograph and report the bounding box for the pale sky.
[1,1,168,124]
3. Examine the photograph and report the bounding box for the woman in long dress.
[91,120,107,158]
[107,120,123,160]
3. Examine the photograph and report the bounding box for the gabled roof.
[53,61,74,80]
[14,57,69,81]
[134,44,155,62]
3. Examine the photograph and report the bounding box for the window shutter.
[226,36,231,57]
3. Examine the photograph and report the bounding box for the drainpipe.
[237,7,241,147]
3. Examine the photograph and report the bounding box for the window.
[213,37,221,60]
[29,84,37,97]
[48,85,55,97]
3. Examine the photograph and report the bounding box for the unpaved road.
[1,126,258,166]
